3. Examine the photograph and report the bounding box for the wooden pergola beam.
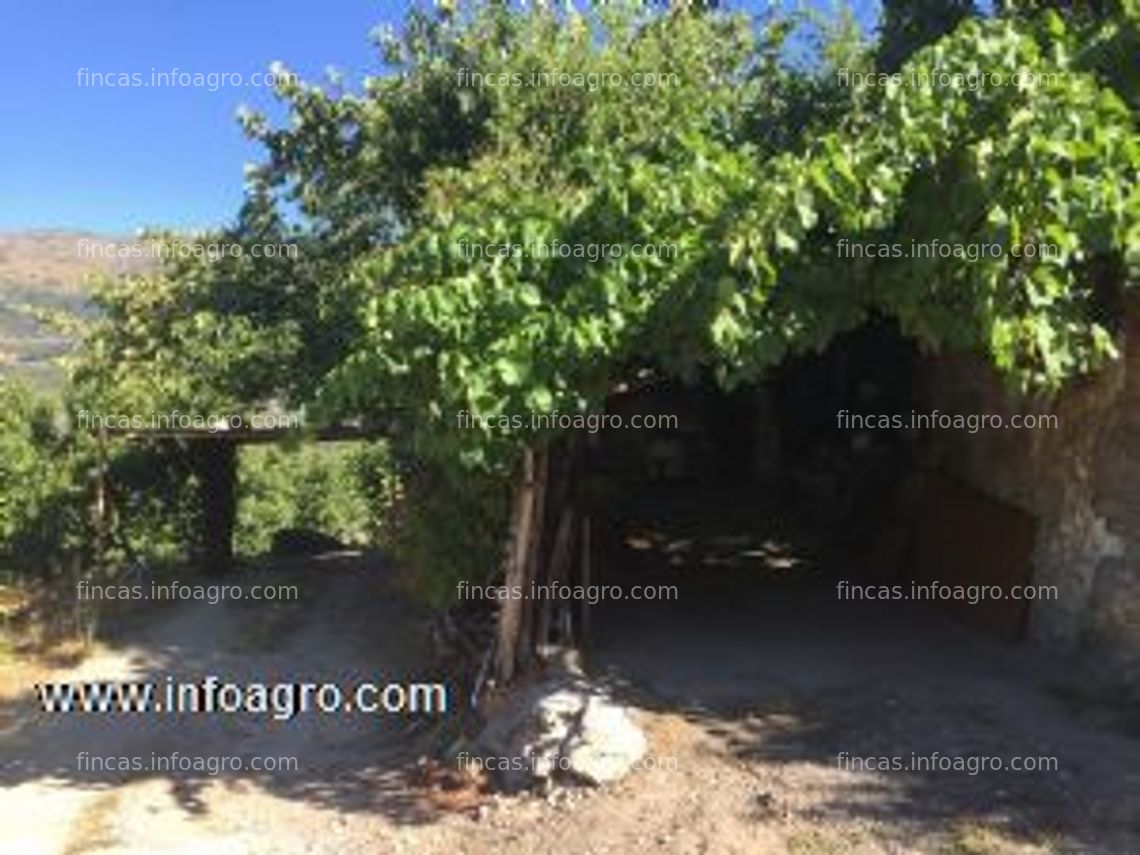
[88,425,390,444]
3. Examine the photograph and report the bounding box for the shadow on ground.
[0,552,448,828]
[3,496,1138,854]
[590,485,1140,854]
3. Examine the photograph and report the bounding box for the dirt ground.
[1,535,1138,854]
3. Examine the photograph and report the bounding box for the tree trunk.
[579,514,592,659]
[494,436,592,684]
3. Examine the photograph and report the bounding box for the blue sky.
[0,1,883,235]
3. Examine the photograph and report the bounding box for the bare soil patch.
[1,548,1136,854]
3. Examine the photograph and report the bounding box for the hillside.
[0,230,153,388]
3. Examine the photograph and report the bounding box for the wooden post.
[579,515,592,658]
[495,440,591,682]
[196,440,237,576]
[496,448,536,683]
[536,505,575,651]
[517,447,548,673]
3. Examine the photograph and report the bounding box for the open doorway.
[587,316,1042,704]
[590,315,924,601]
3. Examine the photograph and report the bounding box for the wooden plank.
[496,449,536,684]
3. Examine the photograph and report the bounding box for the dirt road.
[1,551,1137,854]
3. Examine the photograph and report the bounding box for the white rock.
[474,676,647,789]
[564,696,647,785]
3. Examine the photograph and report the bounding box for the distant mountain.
[0,229,156,292]
[0,230,155,390]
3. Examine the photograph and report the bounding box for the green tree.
[62,0,1139,676]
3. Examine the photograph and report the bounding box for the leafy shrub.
[0,379,89,581]
[382,455,509,608]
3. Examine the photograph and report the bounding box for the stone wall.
[921,298,1140,695]
[1087,301,1140,691]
